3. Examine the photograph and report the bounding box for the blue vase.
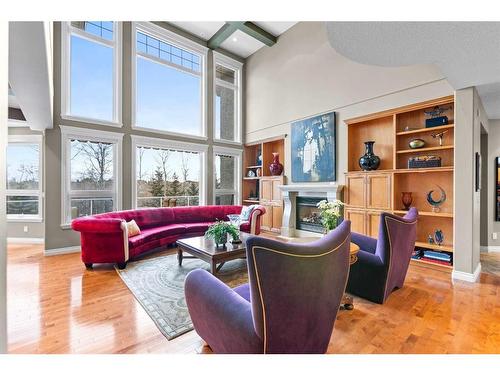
[434,230,444,245]
[359,141,380,171]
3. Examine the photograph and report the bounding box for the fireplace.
[296,197,324,234]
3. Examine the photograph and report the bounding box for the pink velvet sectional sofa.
[71,205,266,269]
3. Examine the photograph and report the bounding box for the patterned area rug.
[116,253,248,340]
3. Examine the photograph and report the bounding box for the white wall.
[0,21,9,353]
[245,22,453,185]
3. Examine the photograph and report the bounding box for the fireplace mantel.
[278,183,344,237]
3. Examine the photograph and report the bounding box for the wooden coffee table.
[176,232,251,275]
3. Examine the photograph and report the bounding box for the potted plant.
[205,220,239,248]
[316,199,344,233]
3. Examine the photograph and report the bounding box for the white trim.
[44,245,81,256]
[60,125,123,227]
[7,119,29,128]
[131,22,208,140]
[6,135,44,222]
[131,134,208,209]
[60,21,123,126]
[213,51,243,145]
[120,221,129,262]
[480,246,500,253]
[7,237,44,244]
[213,146,242,205]
[452,263,482,283]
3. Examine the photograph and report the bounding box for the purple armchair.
[184,220,351,354]
[346,208,418,304]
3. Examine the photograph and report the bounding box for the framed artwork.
[291,112,336,182]
[496,157,500,221]
[475,152,481,192]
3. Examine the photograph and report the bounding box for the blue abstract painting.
[291,112,336,182]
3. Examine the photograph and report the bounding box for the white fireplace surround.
[279,184,344,237]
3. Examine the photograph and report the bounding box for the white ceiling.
[326,22,500,119]
[169,21,297,58]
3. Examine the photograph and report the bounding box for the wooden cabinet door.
[271,204,283,233]
[261,179,273,202]
[366,211,381,239]
[271,179,282,202]
[260,204,273,231]
[346,174,366,208]
[344,209,366,235]
[366,173,392,210]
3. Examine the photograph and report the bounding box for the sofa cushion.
[126,220,141,237]
[173,205,242,224]
[184,222,214,234]
[240,221,250,233]
[128,224,186,248]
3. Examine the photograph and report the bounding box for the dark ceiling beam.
[207,23,238,49]
[208,21,278,50]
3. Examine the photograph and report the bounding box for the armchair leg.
[84,263,93,270]
[117,262,127,270]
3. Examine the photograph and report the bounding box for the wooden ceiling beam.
[208,21,277,50]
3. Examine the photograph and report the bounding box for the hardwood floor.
[7,242,500,354]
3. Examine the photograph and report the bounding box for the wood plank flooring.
[7,243,500,354]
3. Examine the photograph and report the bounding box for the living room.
[1,1,500,372]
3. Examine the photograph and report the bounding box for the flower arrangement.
[205,220,239,247]
[316,199,344,232]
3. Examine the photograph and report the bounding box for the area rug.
[115,254,248,340]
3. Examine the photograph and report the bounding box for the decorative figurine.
[428,235,435,244]
[401,192,413,210]
[426,185,447,212]
[247,170,256,178]
[434,229,444,246]
[409,139,425,149]
[359,141,381,171]
[431,130,449,146]
[424,106,451,128]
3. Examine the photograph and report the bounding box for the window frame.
[213,146,242,205]
[213,52,243,145]
[60,125,123,228]
[131,22,209,141]
[6,135,43,222]
[60,21,123,127]
[131,135,208,209]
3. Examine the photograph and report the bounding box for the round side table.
[342,243,360,310]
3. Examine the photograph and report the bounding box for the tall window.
[6,136,42,221]
[214,52,242,144]
[61,21,122,125]
[133,22,207,138]
[61,126,123,226]
[214,147,241,205]
[132,136,207,208]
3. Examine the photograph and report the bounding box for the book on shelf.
[420,257,452,266]
[423,250,451,262]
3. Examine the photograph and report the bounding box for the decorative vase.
[269,152,284,176]
[409,138,425,149]
[434,230,444,246]
[358,141,380,171]
[401,192,413,210]
[214,233,228,248]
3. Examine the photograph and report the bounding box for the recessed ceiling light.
[232,37,238,42]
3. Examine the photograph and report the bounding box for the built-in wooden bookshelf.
[344,96,455,271]
[243,137,286,233]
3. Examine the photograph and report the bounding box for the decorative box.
[425,116,448,128]
[408,155,442,169]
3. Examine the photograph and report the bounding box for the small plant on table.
[205,220,239,248]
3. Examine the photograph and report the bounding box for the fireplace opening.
[296,197,324,233]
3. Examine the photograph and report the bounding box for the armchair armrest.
[351,231,377,254]
[71,217,124,233]
[185,269,262,353]
[247,205,266,235]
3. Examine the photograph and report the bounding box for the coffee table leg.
[210,260,217,275]
[342,293,354,310]
[177,249,183,266]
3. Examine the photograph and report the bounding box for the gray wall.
[486,120,500,248]
[7,125,45,239]
[45,22,243,251]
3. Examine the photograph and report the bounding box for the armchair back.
[244,220,351,354]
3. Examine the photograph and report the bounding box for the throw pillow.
[126,220,141,238]
[240,205,257,221]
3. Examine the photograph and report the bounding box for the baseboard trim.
[44,245,81,256]
[480,246,500,253]
[452,262,482,283]
[7,237,44,244]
